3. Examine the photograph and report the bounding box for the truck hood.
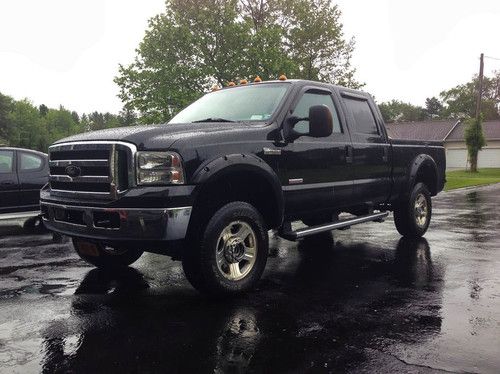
[54,122,260,149]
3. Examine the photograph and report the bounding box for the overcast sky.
[1,0,499,114]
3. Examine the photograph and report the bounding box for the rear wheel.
[72,239,143,268]
[182,201,269,295]
[393,182,432,238]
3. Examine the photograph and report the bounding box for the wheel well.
[414,163,437,195]
[191,171,282,229]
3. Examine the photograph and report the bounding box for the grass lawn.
[445,168,500,191]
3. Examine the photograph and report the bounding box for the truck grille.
[48,141,136,199]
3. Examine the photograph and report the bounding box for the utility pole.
[475,53,484,120]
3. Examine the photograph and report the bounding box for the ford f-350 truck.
[41,79,445,295]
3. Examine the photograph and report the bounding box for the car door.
[339,91,391,205]
[17,150,48,210]
[281,87,353,217]
[0,149,20,213]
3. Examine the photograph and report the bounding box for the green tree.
[43,106,81,150]
[424,97,443,118]
[464,116,486,172]
[39,104,49,117]
[378,100,426,123]
[0,92,14,145]
[277,0,359,86]
[115,0,361,123]
[7,99,42,149]
[440,72,500,120]
[118,108,138,126]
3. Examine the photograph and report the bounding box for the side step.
[0,211,41,222]
[279,211,389,241]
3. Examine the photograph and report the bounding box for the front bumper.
[41,201,192,242]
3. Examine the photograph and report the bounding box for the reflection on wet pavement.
[1,184,499,373]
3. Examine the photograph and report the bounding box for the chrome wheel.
[216,221,257,281]
[414,193,428,228]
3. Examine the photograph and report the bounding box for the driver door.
[281,87,353,218]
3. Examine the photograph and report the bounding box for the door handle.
[1,180,16,186]
[345,145,353,164]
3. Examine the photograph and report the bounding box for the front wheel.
[182,201,269,295]
[72,239,144,269]
[393,182,432,238]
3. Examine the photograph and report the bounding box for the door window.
[293,92,341,134]
[20,152,43,172]
[0,151,14,173]
[343,97,379,136]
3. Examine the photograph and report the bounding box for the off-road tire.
[182,201,269,296]
[393,182,432,238]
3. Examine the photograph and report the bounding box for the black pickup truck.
[41,79,445,294]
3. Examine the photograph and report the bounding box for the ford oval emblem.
[65,165,82,178]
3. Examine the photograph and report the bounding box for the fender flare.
[407,154,438,195]
[191,154,284,227]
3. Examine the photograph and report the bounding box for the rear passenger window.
[0,151,14,173]
[293,91,341,135]
[343,97,379,135]
[20,152,43,172]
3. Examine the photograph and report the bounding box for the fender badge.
[263,147,281,155]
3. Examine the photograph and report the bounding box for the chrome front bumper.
[40,202,192,241]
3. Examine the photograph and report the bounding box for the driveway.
[1,184,499,373]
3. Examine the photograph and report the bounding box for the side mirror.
[308,105,333,138]
[284,104,333,142]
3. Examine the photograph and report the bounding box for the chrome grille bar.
[48,141,137,199]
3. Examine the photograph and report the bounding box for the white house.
[386,120,500,169]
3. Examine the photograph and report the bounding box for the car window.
[0,151,14,173]
[293,91,341,135]
[343,97,379,136]
[20,152,43,172]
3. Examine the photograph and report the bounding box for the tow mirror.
[308,105,333,138]
[285,105,333,141]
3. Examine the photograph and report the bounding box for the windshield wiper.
[192,117,234,123]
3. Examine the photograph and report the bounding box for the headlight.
[136,151,185,185]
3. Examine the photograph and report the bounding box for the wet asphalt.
[0,185,499,373]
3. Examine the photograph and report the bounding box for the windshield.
[169,83,289,124]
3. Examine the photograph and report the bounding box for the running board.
[279,211,389,241]
[0,211,41,221]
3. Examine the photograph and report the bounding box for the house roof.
[385,119,500,142]
[446,120,500,141]
[385,120,458,141]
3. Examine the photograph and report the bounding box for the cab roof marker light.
[240,79,248,85]
[279,74,287,81]
[227,81,236,87]
[254,76,262,83]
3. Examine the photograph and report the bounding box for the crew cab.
[0,147,48,221]
[40,79,445,295]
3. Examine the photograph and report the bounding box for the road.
[1,185,499,373]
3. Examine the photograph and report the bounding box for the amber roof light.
[278,74,287,81]
[254,76,262,83]
[227,81,236,87]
